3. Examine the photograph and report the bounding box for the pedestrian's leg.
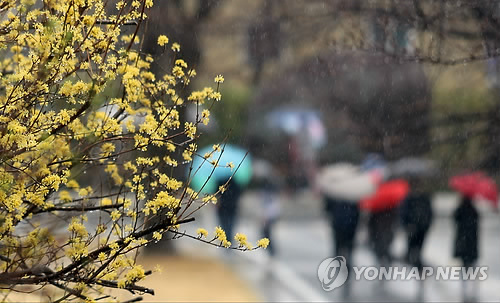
[470,279,479,302]
[416,268,425,302]
[217,183,241,240]
[219,206,236,240]
[263,219,275,256]
[461,275,468,303]
[406,229,417,265]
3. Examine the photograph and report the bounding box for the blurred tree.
[138,1,500,174]
[247,0,282,85]
[239,0,500,173]
[142,0,223,75]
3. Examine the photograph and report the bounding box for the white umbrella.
[316,163,381,202]
[389,157,438,178]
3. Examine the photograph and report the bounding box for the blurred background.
[128,1,500,302]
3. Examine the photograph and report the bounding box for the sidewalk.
[233,190,500,302]
[153,189,500,302]
[118,254,261,302]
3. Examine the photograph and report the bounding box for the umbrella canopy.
[316,163,382,202]
[360,179,410,212]
[449,172,498,207]
[389,157,438,178]
[189,144,252,194]
[255,107,327,149]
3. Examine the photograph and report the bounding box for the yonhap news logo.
[317,256,488,291]
[352,265,488,281]
[317,256,349,291]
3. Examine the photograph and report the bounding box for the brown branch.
[33,203,124,215]
[121,297,144,303]
[96,20,138,25]
[49,281,87,301]
[95,279,154,295]
[50,99,91,136]
[126,0,146,53]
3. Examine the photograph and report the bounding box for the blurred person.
[260,181,280,256]
[253,159,283,256]
[367,207,399,268]
[453,195,479,302]
[216,179,243,242]
[324,196,360,298]
[400,179,433,301]
[454,195,479,267]
[400,179,433,269]
[361,154,398,267]
[189,144,252,243]
[285,135,308,190]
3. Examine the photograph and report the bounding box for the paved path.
[174,191,500,302]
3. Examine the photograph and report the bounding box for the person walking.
[215,179,243,242]
[324,196,360,299]
[400,181,433,301]
[400,186,433,269]
[253,158,283,256]
[453,195,479,302]
[367,207,399,268]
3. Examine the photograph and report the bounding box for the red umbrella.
[360,179,410,212]
[449,172,498,207]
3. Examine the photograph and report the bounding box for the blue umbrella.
[188,144,252,194]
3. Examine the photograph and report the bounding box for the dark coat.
[324,197,360,264]
[400,193,433,234]
[368,208,399,265]
[324,197,360,237]
[453,198,479,266]
[400,193,433,268]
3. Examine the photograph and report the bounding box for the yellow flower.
[201,109,210,125]
[153,231,162,241]
[101,198,112,206]
[78,187,91,197]
[196,228,208,238]
[68,219,88,238]
[154,264,163,274]
[234,233,252,249]
[214,226,227,242]
[218,185,226,193]
[59,190,72,202]
[171,42,181,52]
[98,252,107,261]
[175,59,187,68]
[222,240,231,248]
[109,242,119,251]
[202,195,217,204]
[184,122,196,139]
[125,265,146,283]
[257,238,270,249]
[234,233,247,243]
[214,75,224,83]
[111,210,121,221]
[66,180,80,189]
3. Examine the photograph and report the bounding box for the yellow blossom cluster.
[0,0,268,301]
[234,233,252,249]
[0,0,220,297]
[196,228,209,238]
[214,226,231,248]
[257,238,270,249]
